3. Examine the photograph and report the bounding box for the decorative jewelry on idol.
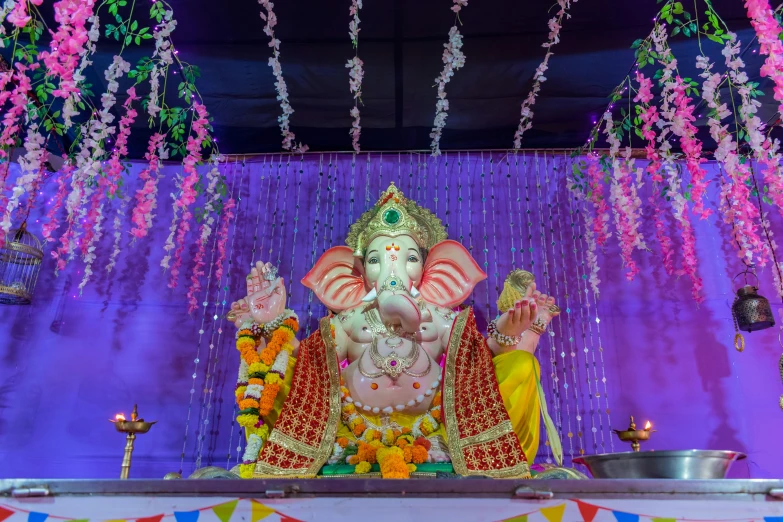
[488,319,522,347]
[380,275,406,294]
[260,262,279,281]
[358,337,431,382]
[528,317,547,336]
[548,304,561,316]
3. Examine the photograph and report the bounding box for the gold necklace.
[358,337,431,381]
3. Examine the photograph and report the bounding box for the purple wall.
[0,152,781,479]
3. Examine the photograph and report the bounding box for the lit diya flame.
[644,421,652,431]
[114,413,126,422]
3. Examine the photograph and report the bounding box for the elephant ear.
[419,240,486,308]
[302,246,366,311]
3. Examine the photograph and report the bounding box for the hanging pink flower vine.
[745,0,783,124]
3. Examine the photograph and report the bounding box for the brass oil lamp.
[613,416,654,452]
[110,405,156,479]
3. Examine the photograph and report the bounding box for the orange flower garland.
[235,312,298,429]
[338,374,442,477]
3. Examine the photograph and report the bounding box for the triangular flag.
[651,519,676,522]
[250,500,274,522]
[28,513,49,522]
[611,511,639,522]
[540,504,566,522]
[765,519,783,522]
[69,519,89,522]
[174,511,199,522]
[212,500,238,522]
[574,500,600,522]
[137,516,164,522]
[0,507,13,522]
[503,515,528,522]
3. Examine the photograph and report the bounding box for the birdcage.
[0,221,43,305]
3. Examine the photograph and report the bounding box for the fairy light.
[489,153,500,303]
[549,153,588,459]
[529,151,564,464]
[466,151,475,308]
[514,154,524,268]
[304,154,325,337]
[506,154,516,268]
[566,165,606,456]
[442,152,449,234]
[286,155,303,298]
[275,158,291,268]
[457,151,464,245]
[249,156,268,267]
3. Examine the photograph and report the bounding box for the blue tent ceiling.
[4,0,774,157]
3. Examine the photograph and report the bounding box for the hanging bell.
[732,284,775,333]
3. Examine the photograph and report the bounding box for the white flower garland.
[160,174,182,270]
[78,55,130,292]
[0,0,14,46]
[105,198,128,273]
[0,121,47,237]
[148,10,176,119]
[258,0,308,153]
[347,0,364,153]
[513,0,577,149]
[242,433,263,464]
[430,21,466,157]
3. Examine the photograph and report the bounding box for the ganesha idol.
[228,183,563,479]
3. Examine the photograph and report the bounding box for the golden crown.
[346,183,448,257]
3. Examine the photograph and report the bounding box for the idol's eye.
[368,257,379,265]
[408,255,419,263]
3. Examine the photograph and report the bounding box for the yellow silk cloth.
[493,349,562,465]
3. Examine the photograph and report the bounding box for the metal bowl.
[572,450,746,479]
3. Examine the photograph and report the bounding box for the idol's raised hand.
[494,282,537,340]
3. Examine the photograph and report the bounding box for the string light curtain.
[181,151,612,472]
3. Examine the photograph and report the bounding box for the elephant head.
[302,236,486,334]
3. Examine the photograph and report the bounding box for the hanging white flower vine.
[258,0,308,153]
[347,0,364,153]
[513,0,577,150]
[430,1,467,157]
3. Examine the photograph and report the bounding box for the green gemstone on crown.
[383,209,401,225]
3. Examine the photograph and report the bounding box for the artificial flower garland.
[235,311,299,478]
[257,0,308,153]
[430,0,467,157]
[652,24,703,302]
[745,0,783,123]
[187,166,220,313]
[166,102,209,288]
[635,71,676,276]
[347,0,364,153]
[130,133,167,239]
[42,160,74,243]
[213,196,236,288]
[603,112,646,281]
[513,0,577,150]
[697,37,767,267]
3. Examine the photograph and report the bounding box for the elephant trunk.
[375,282,421,334]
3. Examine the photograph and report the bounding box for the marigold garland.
[234,310,299,470]
[337,374,441,477]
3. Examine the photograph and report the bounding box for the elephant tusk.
[362,288,378,302]
[410,285,421,298]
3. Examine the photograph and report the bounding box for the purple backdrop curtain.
[0,151,781,478]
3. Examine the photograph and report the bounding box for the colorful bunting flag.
[574,500,600,522]
[250,500,275,522]
[174,511,200,522]
[611,511,640,522]
[540,504,566,522]
[28,512,48,522]
[0,507,13,522]
[503,515,528,522]
[651,519,676,522]
[764,518,783,522]
[212,500,238,522]
[137,516,164,522]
